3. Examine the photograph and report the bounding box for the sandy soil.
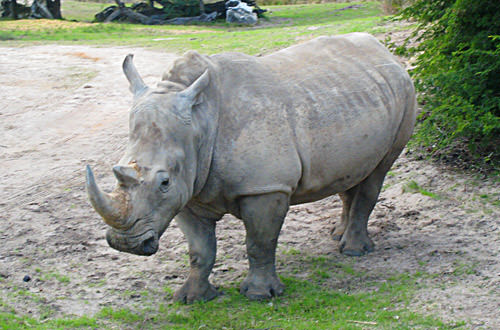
[0,45,498,328]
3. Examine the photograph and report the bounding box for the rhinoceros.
[86,33,416,303]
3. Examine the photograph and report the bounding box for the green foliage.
[161,0,201,19]
[399,0,500,168]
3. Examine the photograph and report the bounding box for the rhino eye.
[159,178,170,193]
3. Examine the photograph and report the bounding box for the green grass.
[62,0,112,22]
[0,2,394,55]
[0,252,467,328]
[0,274,464,329]
[0,309,99,329]
[478,192,500,207]
[403,180,442,200]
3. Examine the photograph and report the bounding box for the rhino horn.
[123,54,148,97]
[178,69,210,106]
[86,165,128,228]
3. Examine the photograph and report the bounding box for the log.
[95,0,265,24]
[104,7,122,23]
[113,0,162,24]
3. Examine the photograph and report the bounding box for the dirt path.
[0,45,498,328]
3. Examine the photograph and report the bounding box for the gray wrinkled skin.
[86,33,416,303]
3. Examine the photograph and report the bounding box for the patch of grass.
[88,278,107,287]
[98,306,143,323]
[0,30,17,40]
[452,261,479,277]
[94,274,463,329]
[1,262,464,329]
[62,0,111,22]
[0,2,390,55]
[0,311,99,329]
[381,182,392,191]
[402,180,442,200]
[308,256,361,279]
[282,247,301,255]
[41,272,71,284]
[6,288,57,320]
[477,192,500,207]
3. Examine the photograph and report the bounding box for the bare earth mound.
[0,45,498,328]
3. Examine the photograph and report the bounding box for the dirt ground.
[0,45,499,328]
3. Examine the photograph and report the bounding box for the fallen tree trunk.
[1,0,30,19]
[103,0,216,25]
[109,0,161,25]
[95,0,266,24]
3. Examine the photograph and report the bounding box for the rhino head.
[86,54,210,256]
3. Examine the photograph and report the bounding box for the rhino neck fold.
[161,52,221,199]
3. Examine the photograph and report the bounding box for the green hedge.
[399,0,500,168]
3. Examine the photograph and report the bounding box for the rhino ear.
[123,54,148,98]
[178,69,210,107]
[113,165,140,187]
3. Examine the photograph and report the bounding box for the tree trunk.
[31,0,62,19]
[199,0,205,14]
[8,0,18,19]
[50,0,61,19]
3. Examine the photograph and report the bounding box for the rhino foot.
[331,224,346,241]
[339,232,375,256]
[173,279,218,304]
[240,271,285,300]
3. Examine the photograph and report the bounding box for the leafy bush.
[399,0,500,168]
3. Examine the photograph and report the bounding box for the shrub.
[399,0,500,169]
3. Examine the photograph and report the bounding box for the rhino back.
[257,34,414,202]
[199,34,414,204]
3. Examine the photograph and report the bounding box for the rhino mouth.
[106,228,159,256]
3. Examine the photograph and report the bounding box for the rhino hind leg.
[173,208,221,303]
[331,187,357,241]
[338,178,378,256]
[338,94,415,257]
[339,146,406,256]
[239,192,288,300]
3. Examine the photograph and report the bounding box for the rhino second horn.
[85,165,128,228]
[122,54,148,97]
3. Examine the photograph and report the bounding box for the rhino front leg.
[173,207,220,303]
[238,192,288,300]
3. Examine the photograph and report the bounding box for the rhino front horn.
[123,54,148,97]
[85,165,128,229]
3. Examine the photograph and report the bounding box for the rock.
[226,0,257,25]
